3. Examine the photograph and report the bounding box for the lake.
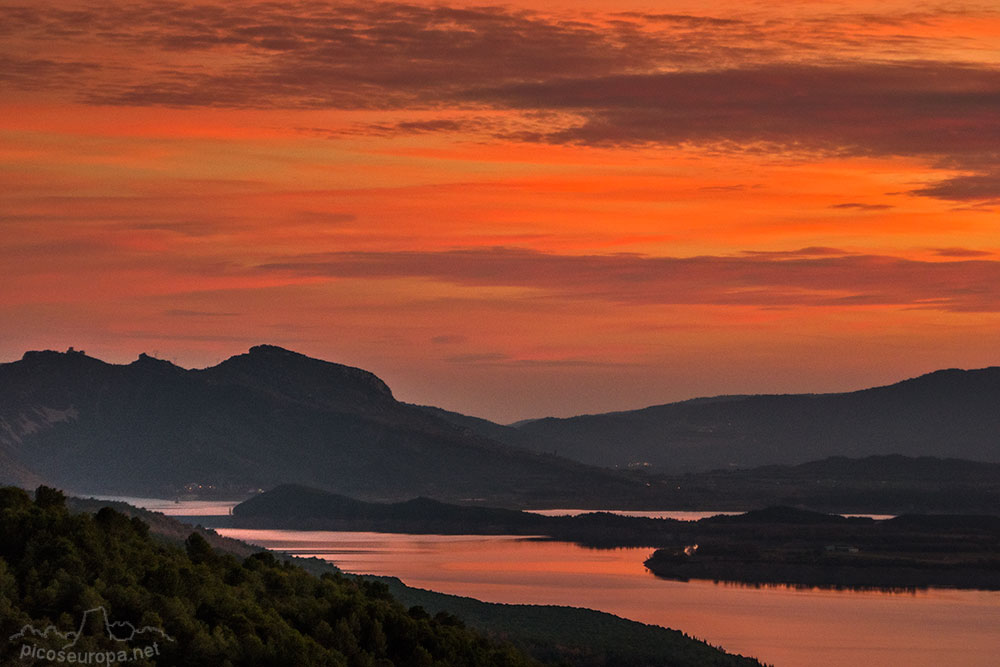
[98,497,999,666]
[214,528,1000,667]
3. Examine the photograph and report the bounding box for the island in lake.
[230,485,1000,591]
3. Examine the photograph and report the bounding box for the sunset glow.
[3,0,1000,420]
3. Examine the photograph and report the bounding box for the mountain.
[499,368,1000,472]
[0,346,640,504]
[649,455,1000,515]
[411,403,534,449]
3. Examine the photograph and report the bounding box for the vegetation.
[0,485,542,666]
[645,507,1000,590]
[376,579,766,667]
[1,487,763,666]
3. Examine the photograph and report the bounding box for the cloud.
[163,309,240,317]
[443,351,625,367]
[611,12,744,27]
[431,335,466,345]
[28,2,679,110]
[829,203,894,211]
[741,247,849,257]
[476,63,1000,201]
[908,171,1000,202]
[0,55,98,88]
[255,246,1000,313]
[477,63,1000,154]
[119,221,234,237]
[4,2,1000,200]
[445,352,510,363]
[339,116,512,138]
[931,248,993,258]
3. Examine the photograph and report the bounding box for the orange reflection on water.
[216,529,1000,667]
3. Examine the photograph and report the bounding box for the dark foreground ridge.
[0,486,765,667]
[232,485,1000,590]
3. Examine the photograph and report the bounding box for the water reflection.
[215,528,1000,667]
[668,577,925,595]
[528,509,896,521]
[87,495,239,516]
[526,509,742,520]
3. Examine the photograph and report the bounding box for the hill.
[646,455,1000,515]
[231,484,546,532]
[0,346,639,505]
[230,484,674,544]
[502,368,1000,472]
[0,485,545,667]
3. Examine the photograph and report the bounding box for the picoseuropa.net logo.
[9,605,174,664]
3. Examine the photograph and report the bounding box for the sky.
[2,0,999,422]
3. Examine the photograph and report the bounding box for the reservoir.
[214,528,1000,667]
[94,498,998,666]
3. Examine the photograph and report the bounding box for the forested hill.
[0,487,765,667]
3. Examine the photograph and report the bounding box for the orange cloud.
[3,0,1000,418]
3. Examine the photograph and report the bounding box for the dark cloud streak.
[909,171,1000,202]
[4,2,1000,199]
[255,247,1000,313]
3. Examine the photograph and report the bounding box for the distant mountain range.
[227,454,1000,519]
[2,345,998,504]
[0,346,638,503]
[428,368,1000,472]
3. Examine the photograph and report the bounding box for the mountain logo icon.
[9,606,174,650]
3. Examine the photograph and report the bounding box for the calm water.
[528,509,897,521]
[95,497,893,522]
[104,497,997,665]
[526,508,742,520]
[214,528,1000,667]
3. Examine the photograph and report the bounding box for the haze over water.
[216,528,1000,667]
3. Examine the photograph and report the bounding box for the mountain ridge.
[0,346,640,504]
[4,345,999,500]
[503,366,1000,472]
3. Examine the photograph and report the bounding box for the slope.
[0,346,638,504]
[509,368,1000,471]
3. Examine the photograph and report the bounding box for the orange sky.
[2,0,1000,421]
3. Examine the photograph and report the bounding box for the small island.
[643,507,1000,590]
[231,486,1000,591]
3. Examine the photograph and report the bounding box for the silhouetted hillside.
[503,368,1000,471]
[0,486,545,667]
[641,455,1000,515]
[411,404,534,449]
[0,346,640,504]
